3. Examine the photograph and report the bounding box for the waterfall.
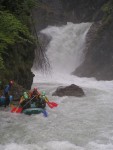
[40,22,92,74]
[32,22,92,83]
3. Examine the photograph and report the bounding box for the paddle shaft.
[22,96,36,108]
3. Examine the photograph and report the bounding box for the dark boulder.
[52,84,85,97]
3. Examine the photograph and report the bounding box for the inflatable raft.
[22,108,48,117]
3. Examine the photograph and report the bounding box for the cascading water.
[40,22,91,74]
[33,22,92,83]
[1,23,113,150]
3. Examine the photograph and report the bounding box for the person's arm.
[45,96,49,103]
[4,85,8,95]
[19,96,24,104]
[28,91,32,98]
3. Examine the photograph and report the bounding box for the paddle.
[46,101,58,108]
[22,96,36,109]
[11,96,36,113]
[11,106,23,113]
[42,109,48,117]
[46,101,54,108]
[49,102,58,107]
[11,104,23,113]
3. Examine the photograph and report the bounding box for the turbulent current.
[1,23,113,150]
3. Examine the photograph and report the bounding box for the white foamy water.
[40,22,91,74]
[1,23,113,150]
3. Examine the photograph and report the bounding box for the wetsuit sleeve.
[4,85,11,95]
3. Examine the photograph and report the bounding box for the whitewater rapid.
[0,23,113,150]
[1,78,113,150]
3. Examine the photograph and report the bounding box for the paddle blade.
[47,102,54,108]
[11,107,23,113]
[42,110,48,117]
[11,107,16,112]
[15,107,23,113]
[50,102,58,107]
[47,101,58,108]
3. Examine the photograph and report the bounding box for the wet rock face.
[74,20,113,80]
[60,0,107,22]
[52,84,85,97]
[33,0,107,31]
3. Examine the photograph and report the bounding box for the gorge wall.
[33,0,113,80]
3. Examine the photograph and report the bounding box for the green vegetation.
[101,0,113,24]
[0,11,34,56]
[0,0,39,88]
